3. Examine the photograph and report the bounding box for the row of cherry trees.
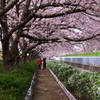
[0,0,100,71]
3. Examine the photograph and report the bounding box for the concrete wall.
[59,57,100,66]
[64,61,100,72]
[52,57,100,72]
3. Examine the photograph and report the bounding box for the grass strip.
[0,60,38,100]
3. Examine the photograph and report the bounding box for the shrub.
[47,60,100,100]
[0,60,38,100]
[0,63,4,73]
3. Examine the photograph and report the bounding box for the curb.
[25,72,37,100]
[49,69,77,100]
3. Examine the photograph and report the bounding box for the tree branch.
[21,33,59,42]
[0,0,19,18]
[63,32,100,42]
[23,42,41,55]
[34,8,86,18]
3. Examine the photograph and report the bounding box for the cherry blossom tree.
[0,0,100,71]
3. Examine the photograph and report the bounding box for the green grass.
[0,60,38,100]
[0,52,2,56]
[62,52,100,57]
[0,52,3,60]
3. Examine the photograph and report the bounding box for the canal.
[52,57,100,66]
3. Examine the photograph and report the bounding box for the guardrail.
[51,57,100,72]
[52,57,100,65]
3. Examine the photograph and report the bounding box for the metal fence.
[52,57,100,66]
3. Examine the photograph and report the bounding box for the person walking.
[43,58,46,69]
[38,58,42,69]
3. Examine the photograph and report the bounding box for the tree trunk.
[2,38,12,71]
[22,53,27,63]
[2,38,20,71]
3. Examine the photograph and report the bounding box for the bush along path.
[47,60,100,100]
[0,60,38,100]
[32,69,69,100]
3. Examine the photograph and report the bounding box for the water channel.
[52,57,100,66]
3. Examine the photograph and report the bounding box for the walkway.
[32,69,69,100]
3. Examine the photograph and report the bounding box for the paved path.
[32,69,69,100]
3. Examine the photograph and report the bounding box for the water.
[52,57,100,66]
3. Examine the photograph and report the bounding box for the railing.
[51,57,100,72]
[52,57,100,66]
